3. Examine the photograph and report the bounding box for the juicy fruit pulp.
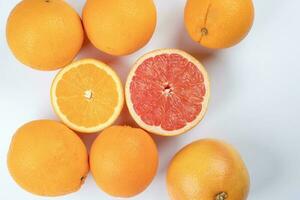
[167,139,250,200]
[90,126,158,197]
[126,49,210,136]
[184,0,254,49]
[7,120,89,196]
[6,0,84,70]
[51,59,124,133]
[82,0,156,56]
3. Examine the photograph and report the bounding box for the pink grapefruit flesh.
[126,49,210,136]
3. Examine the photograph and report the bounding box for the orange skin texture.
[7,120,89,196]
[82,0,156,56]
[167,139,250,200]
[6,0,84,70]
[184,0,254,49]
[90,126,159,197]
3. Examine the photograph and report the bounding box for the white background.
[1,0,300,199]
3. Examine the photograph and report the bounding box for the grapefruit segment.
[126,49,210,136]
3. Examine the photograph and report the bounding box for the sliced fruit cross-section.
[51,58,124,133]
[126,49,210,136]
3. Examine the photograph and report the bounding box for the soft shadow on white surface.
[152,135,182,175]
[237,140,283,195]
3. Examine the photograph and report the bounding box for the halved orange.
[51,59,124,133]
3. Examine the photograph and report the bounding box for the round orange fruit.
[90,126,158,197]
[6,0,84,70]
[82,0,157,56]
[167,139,250,200]
[51,58,124,133]
[7,120,89,196]
[184,0,254,49]
[125,49,210,136]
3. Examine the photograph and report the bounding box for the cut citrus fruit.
[125,49,210,136]
[51,59,124,133]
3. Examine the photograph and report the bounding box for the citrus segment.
[51,59,124,133]
[126,49,210,136]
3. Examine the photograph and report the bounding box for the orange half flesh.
[51,59,124,133]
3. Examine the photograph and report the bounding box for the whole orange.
[6,0,84,70]
[82,0,156,56]
[167,139,250,200]
[184,0,254,49]
[7,120,89,196]
[90,126,158,197]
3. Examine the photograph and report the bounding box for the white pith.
[84,89,93,100]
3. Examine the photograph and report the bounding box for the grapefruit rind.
[125,49,210,136]
[51,58,124,133]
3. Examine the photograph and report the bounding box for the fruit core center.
[162,83,173,96]
[84,90,93,100]
[215,192,228,200]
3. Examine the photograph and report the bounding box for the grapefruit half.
[125,49,210,136]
